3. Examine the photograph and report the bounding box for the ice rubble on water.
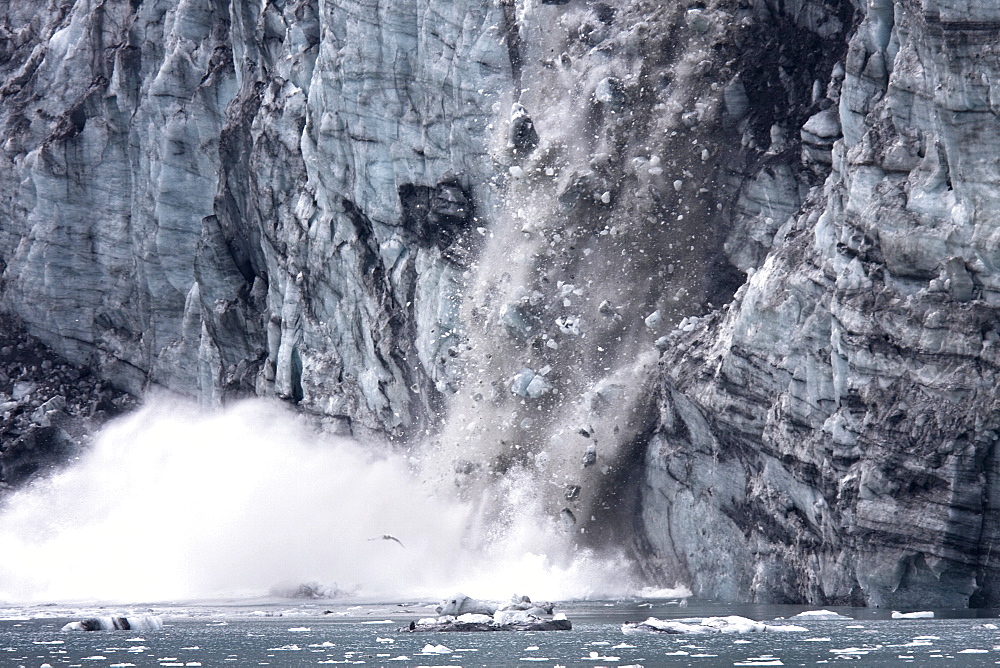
[622,615,807,635]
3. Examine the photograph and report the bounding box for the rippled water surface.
[4,601,1000,667]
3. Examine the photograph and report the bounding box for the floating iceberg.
[408,594,567,632]
[403,611,571,632]
[788,610,853,621]
[622,616,806,635]
[61,615,163,632]
[891,611,934,619]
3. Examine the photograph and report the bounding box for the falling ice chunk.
[556,316,581,335]
[511,369,552,399]
[673,179,684,192]
[509,165,525,178]
[600,191,611,204]
[644,310,662,329]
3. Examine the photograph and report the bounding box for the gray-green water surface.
[3,600,1000,667]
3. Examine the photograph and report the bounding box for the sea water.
[3,600,1000,667]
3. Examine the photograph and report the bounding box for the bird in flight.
[368,534,405,548]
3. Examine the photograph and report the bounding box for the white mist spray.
[0,398,638,604]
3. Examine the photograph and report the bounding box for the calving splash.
[0,399,645,604]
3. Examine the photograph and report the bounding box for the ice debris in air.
[622,616,807,635]
[511,368,552,399]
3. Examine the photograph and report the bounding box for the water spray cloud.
[0,399,640,604]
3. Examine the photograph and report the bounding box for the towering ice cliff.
[0,0,515,440]
[641,0,1000,607]
[1,0,998,607]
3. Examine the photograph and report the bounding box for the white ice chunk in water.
[789,610,852,621]
[623,616,806,635]
[421,644,452,654]
[891,611,934,619]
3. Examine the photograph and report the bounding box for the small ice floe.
[420,643,453,654]
[583,650,620,661]
[358,620,394,625]
[892,611,934,619]
[61,616,163,632]
[830,647,873,655]
[734,658,783,666]
[287,626,311,632]
[979,623,998,629]
[622,616,807,635]
[958,649,989,653]
[899,638,934,647]
[789,610,852,621]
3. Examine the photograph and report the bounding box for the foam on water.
[0,398,647,603]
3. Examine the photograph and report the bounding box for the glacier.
[0,0,999,607]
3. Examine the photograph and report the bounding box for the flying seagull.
[368,534,405,548]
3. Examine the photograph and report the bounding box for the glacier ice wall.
[0,0,513,441]
[2,0,999,607]
[641,0,1000,607]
